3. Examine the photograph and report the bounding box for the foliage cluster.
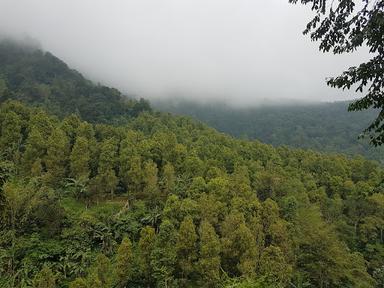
[0,100,383,287]
[0,40,383,287]
[155,100,384,163]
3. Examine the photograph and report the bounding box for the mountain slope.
[0,39,151,123]
[2,100,383,287]
[154,99,384,163]
[0,41,383,288]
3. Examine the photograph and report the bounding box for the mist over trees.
[1,0,384,285]
[154,99,384,163]
[290,0,384,145]
[0,39,151,123]
[0,40,383,288]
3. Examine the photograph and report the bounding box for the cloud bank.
[0,0,369,105]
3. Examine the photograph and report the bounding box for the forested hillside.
[0,42,383,288]
[0,39,151,123]
[1,100,384,288]
[154,100,384,163]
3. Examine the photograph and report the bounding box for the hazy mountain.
[0,40,383,288]
[0,39,151,123]
[154,99,384,163]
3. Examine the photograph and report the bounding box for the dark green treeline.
[0,101,383,287]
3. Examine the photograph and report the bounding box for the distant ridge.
[0,39,151,123]
[154,98,384,163]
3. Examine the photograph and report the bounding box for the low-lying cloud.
[0,0,370,105]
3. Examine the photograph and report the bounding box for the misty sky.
[0,0,370,105]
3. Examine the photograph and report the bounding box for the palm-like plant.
[141,206,162,232]
[65,178,90,207]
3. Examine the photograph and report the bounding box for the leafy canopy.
[289,0,384,145]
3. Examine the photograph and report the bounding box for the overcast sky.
[0,0,369,105]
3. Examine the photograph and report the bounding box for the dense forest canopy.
[154,99,384,164]
[1,100,384,288]
[0,41,383,288]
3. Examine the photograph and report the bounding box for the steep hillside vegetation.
[0,39,151,123]
[1,101,384,288]
[155,100,384,163]
[0,41,383,288]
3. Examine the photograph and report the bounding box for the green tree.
[69,278,88,288]
[0,111,22,161]
[220,211,258,277]
[161,162,176,195]
[207,177,231,204]
[70,136,91,180]
[119,131,141,190]
[187,177,207,199]
[290,0,384,145]
[44,127,70,185]
[295,205,374,287]
[93,138,118,197]
[138,226,156,286]
[87,274,102,288]
[197,220,221,287]
[231,165,252,199]
[92,254,112,288]
[143,160,161,205]
[32,265,56,288]
[22,128,46,175]
[97,138,117,172]
[198,193,225,226]
[176,216,198,283]
[151,220,177,287]
[2,180,35,231]
[258,245,292,286]
[115,237,134,287]
[127,156,143,197]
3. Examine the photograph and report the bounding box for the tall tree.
[138,226,156,286]
[294,205,374,287]
[115,237,134,287]
[119,131,141,190]
[0,111,22,161]
[70,136,91,180]
[126,156,143,197]
[143,160,161,205]
[92,254,112,288]
[220,211,258,277]
[32,266,56,288]
[197,221,221,287]
[176,216,198,284]
[161,162,176,196]
[151,220,177,287]
[44,127,70,185]
[92,138,118,197]
[21,128,46,175]
[258,245,292,286]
